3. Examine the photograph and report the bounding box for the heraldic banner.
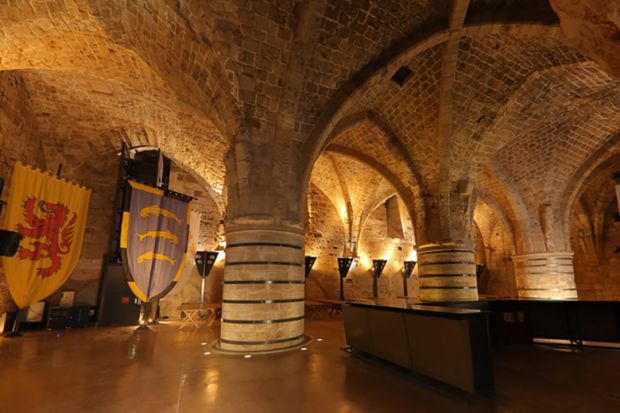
[159,210,201,317]
[2,162,91,309]
[120,180,190,302]
[163,210,201,293]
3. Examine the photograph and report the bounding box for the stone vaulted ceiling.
[0,0,618,253]
[310,152,401,254]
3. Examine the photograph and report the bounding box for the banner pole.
[199,258,206,317]
[149,300,159,325]
[200,278,206,306]
[373,274,378,298]
[136,302,151,332]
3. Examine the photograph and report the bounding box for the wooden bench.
[305,300,327,319]
[316,299,345,316]
[178,303,222,329]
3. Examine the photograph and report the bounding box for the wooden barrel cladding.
[219,228,306,352]
[417,243,478,302]
[513,252,577,299]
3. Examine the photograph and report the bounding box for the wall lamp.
[305,256,317,278]
[337,257,354,300]
[372,259,388,299]
[195,251,220,305]
[402,260,417,297]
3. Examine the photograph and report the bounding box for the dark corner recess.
[464,4,559,27]
[390,66,412,87]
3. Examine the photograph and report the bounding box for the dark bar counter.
[425,298,620,345]
[343,298,494,394]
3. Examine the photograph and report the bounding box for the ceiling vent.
[390,66,412,87]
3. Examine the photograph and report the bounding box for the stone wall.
[569,157,620,299]
[474,200,518,299]
[305,185,417,301]
[346,202,417,300]
[572,203,620,299]
[479,230,516,298]
[305,184,347,300]
[0,72,47,314]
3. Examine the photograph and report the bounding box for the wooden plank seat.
[316,299,345,316]
[305,300,328,319]
[178,303,222,329]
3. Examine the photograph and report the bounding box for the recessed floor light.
[244,354,252,359]
[203,352,211,356]
[201,342,208,346]
[316,338,323,342]
[300,347,308,351]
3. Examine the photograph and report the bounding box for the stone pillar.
[513,252,577,299]
[219,226,306,352]
[417,242,478,302]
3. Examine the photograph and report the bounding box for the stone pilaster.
[219,226,306,352]
[417,242,478,302]
[513,252,577,299]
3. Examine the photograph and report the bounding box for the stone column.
[219,226,306,352]
[513,252,577,299]
[417,242,478,302]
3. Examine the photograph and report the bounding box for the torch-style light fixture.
[372,259,388,299]
[305,256,317,278]
[195,251,220,305]
[338,257,353,277]
[337,257,354,301]
[402,260,417,297]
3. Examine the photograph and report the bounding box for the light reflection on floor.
[0,321,619,412]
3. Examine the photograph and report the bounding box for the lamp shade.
[305,256,317,277]
[195,251,219,278]
[372,259,387,278]
[403,260,416,278]
[337,257,353,278]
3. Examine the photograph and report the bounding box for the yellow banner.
[2,162,91,308]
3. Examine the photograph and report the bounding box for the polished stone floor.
[1,320,619,412]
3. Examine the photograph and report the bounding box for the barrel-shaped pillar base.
[417,242,478,302]
[513,252,577,299]
[219,228,306,352]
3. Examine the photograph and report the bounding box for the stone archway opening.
[473,199,517,299]
[306,150,418,302]
[567,155,620,299]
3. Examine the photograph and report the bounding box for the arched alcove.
[306,148,417,301]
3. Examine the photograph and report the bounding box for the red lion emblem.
[16,197,78,278]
